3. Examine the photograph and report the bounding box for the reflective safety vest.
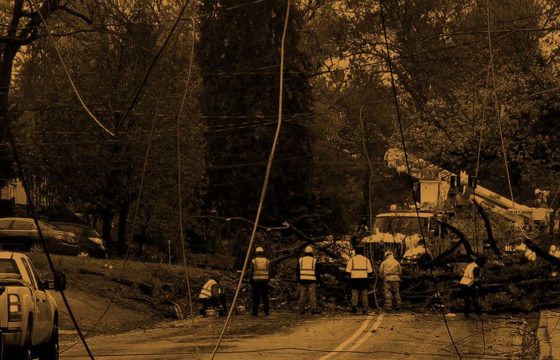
[199,279,218,299]
[347,255,371,279]
[252,257,270,281]
[299,256,317,281]
[459,262,478,286]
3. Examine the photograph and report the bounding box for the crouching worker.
[380,251,401,311]
[198,278,227,317]
[345,246,373,314]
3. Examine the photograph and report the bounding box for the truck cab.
[362,210,463,263]
[0,252,63,359]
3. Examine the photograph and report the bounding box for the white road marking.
[346,313,384,352]
[318,314,374,360]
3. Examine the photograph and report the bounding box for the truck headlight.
[8,293,22,322]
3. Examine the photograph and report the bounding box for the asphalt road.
[59,311,536,359]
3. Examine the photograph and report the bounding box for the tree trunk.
[0,2,26,187]
[1,0,24,139]
[101,207,113,250]
[117,202,130,256]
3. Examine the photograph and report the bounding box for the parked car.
[0,251,64,359]
[50,222,106,258]
[0,217,78,256]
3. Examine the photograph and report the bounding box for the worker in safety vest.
[249,246,271,316]
[345,246,373,314]
[380,250,401,311]
[198,278,227,316]
[459,256,486,318]
[297,245,320,314]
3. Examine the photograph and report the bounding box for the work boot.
[351,306,357,314]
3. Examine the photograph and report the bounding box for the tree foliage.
[196,0,315,230]
[13,0,204,254]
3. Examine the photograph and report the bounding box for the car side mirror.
[55,272,66,291]
[44,272,66,291]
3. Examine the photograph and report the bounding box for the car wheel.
[30,243,44,253]
[39,322,59,360]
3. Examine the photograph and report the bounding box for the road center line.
[319,314,374,360]
[346,313,384,353]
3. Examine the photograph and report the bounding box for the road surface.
[59,311,537,359]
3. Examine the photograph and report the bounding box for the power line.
[377,0,462,358]
[1,0,268,33]
[475,61,492,178]
[2,102,95,359]
[210,0,292,358]
[29,0,115,137]
[175,14,200,356]
[58,104,162,355]
[117,0,193,131]
[486,0,516,207]
[56,338,529,358]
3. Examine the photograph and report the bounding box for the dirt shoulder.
[30,253,231,336]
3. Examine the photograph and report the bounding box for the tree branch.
[58,5,93,25]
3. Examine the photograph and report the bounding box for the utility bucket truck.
[362,148,557,264]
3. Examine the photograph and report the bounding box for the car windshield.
[374,216,429,236]
[0,259,20,276]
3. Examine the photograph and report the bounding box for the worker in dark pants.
[249,246,271,316]
[345,246,373,314]
[460,256,486,318]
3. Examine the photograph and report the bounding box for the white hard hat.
[304,245,313,254]
[255,246,264,254]
[535,188,542,195]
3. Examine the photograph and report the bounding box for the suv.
[0,218,78,255]
[0,251,64,359]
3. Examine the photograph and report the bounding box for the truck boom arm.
[385,148,547,225]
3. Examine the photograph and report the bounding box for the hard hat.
[535,188,542,195]
[384,251,393,258]
[255,246,264,254]
[304,245,313,254]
